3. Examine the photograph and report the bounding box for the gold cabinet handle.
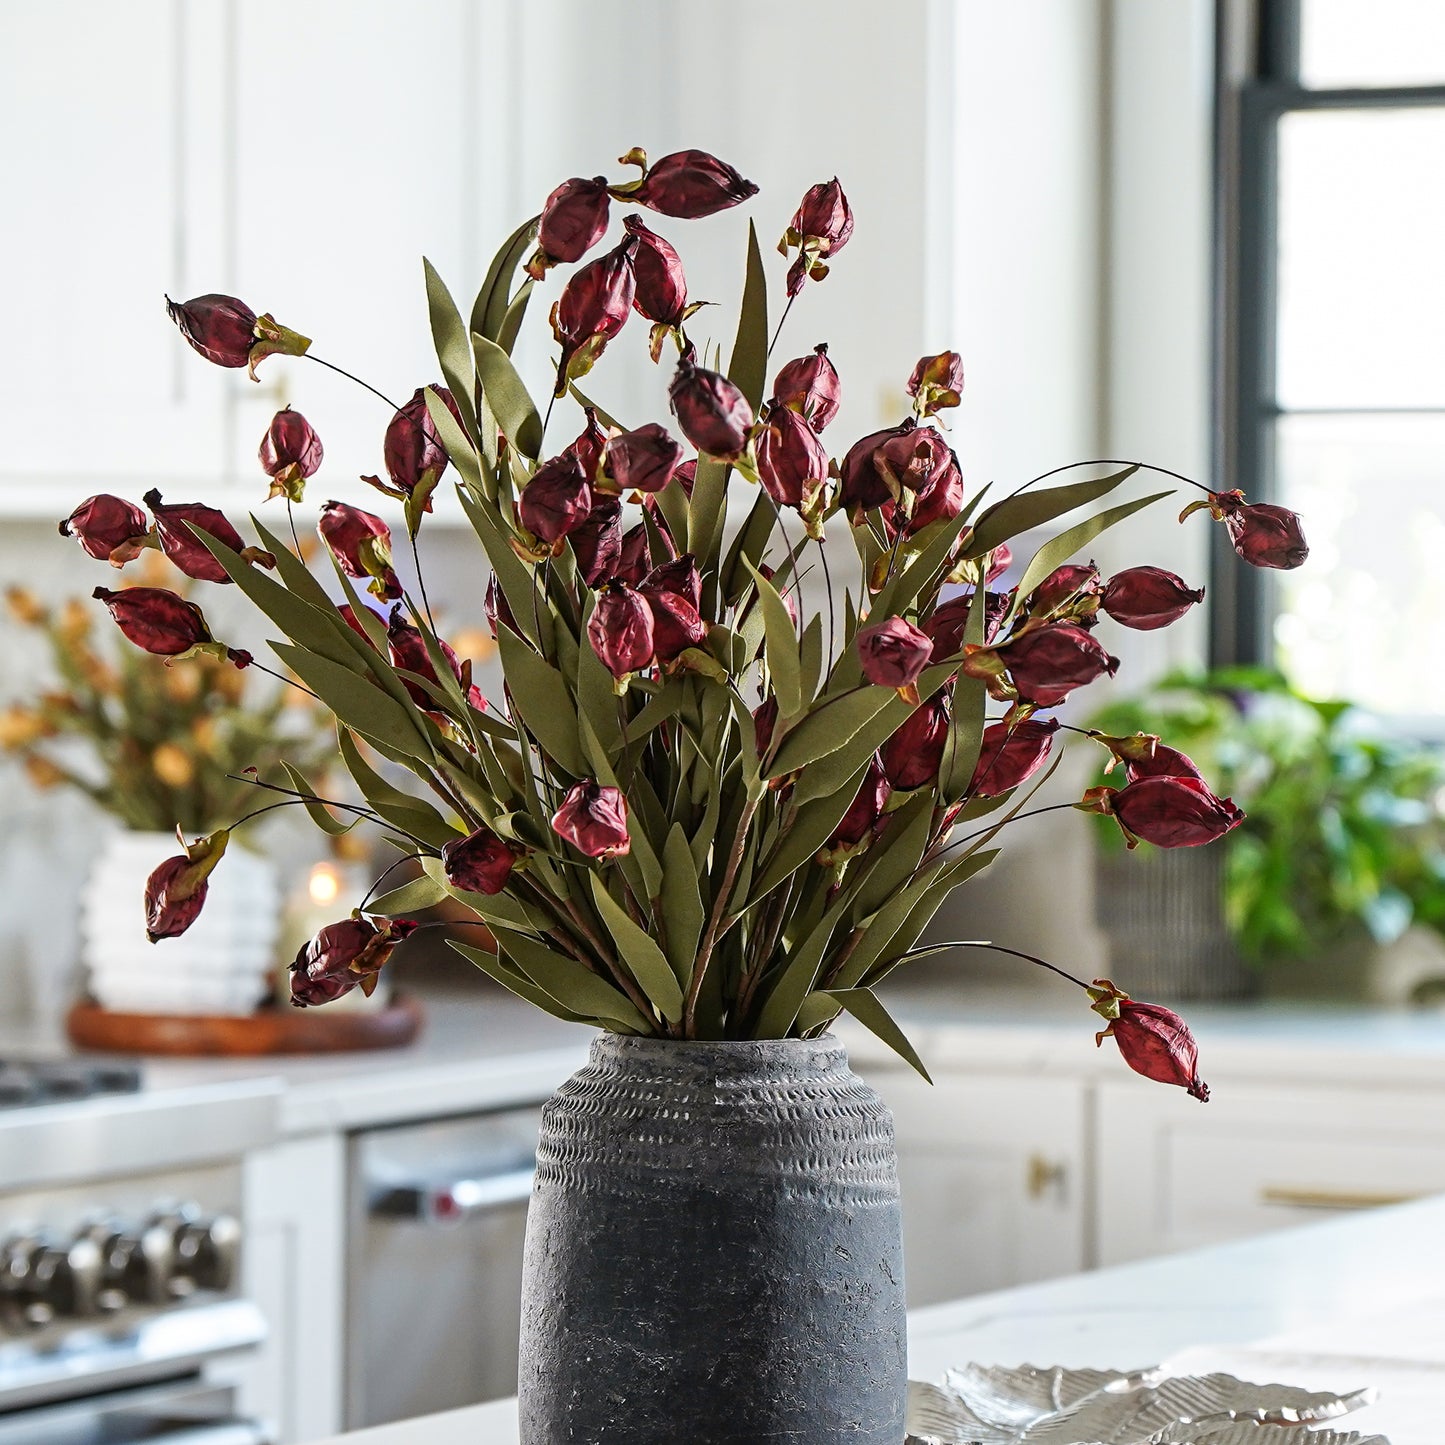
[1026,1153,1067,1201]
[1259,1185,1424,1212]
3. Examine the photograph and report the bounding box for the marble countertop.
[307,1193,1445,1443]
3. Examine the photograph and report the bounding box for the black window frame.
[1214,0,1445,669]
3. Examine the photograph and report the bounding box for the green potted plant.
[60,150,1305,1441]
[1087,666,1445,997]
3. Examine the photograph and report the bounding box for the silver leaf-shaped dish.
[904,1363,1386,1444]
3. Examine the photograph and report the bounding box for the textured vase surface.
[518,1033,907,1444]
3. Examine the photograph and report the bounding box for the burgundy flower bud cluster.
[318,501,403,602]
[840,418,953,521]
[552,780,631,857]
[290,915,420,1007]
[669,353,755,462]
[259,407,324,502]
[857,616,933,702]
[143,829,230,942]
[756,404,828,514]
[618,148,759,219]
[1091,981,1209,1101]
[1026,563,1103,621]
[772,345,841,433]
[907,352,966,417]
[778,178,854,296]
[550,236,638,396]
[144,490,275,584]
[387,607,483,714]
[165,293,310,381]
[603,422,684,494]
[924,590,1008,662]
[820,755,890,863]
[363,386,461,510]
[518,452,592,546]
[881,696,950,791]
[528,176,612,279]
[1182,489,1308,571]
[93,585,211,657]
[442,826,523,896]
[59,495,150,565]
[964,622,1119,708]
[968,716,1060,798]
[587,557,708,685]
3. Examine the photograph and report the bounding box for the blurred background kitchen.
[3,3,1445,1443]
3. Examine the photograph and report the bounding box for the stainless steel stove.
[0,1058,278,1443]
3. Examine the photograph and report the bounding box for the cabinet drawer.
[1096,1078,1445,1265]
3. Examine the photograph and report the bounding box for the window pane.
[1301,0,1445,87]
[1273,413,1445,717]
[1276,108,1445,409]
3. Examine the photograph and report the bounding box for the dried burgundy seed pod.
[773,344,842,434]
[989,623,1118,707]
[753,696,779,758]
[821,755,891,860]
[779,178,854,297]
[317,501,403,602]
[622,148,759,219]
[668,354,755,461]
[839,418,946,519]
[518,452,591,544]
[1226,500,1308,570]
[903,434,964,534]
[442,827,521,896]
[564,407,610,483]
[907,351,966,417]
[59,495,150,564]
[881,697,950,791]
[857,615,932,697]
[1122,741,1206,783]
[968,717,1060,798]
[386,608,481,712]
[615,524,653,586]
[623,214,695,362]
[587,581,656,682]
[1108,775,1244,849]
[164,293,257,369]
[144,490,273,584]
[924,590,1008,661]
[643,553,703,611]
[568,497,624,586]
[259,407,324,502]
[551,780,631,857]
[365,386,459,506]
[639,577,708,662]
[93,585,211,656]
[1101,566,1204,631]
[673,458,697,496]
[144,828,229,942]
[756,404,829,511]
[290,916,419,1007]
[1026,563,1103,617]
[527,175,612,279]
[550,236,638,394]
[603,422,684,494]
[1092,985,1209,1101]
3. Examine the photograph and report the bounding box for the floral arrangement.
[2,560,327,836]
[60,148,1307,1096]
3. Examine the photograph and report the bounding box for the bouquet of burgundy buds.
[64,147,1307,1094]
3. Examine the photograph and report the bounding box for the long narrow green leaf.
[336,728,458,847]
[687,457,731,571]
[497,278,535,356]
[473,331,543,460]
[852,794,936,919]
[567,385,625,432]
[727,220,768,411]
[496,628,587,777]
[747,765,869,903]
[368,871,451,916]
[744,559,803,717]
[425,387,483,494]
[588,875,684,1022]
[273,644,433,762]
[493,926,654,1032]
[471,215,539,341]
[965,465,1139,558]
[824,988,932,1082]
[423,258,479,440]
[939,583,993,800]
[449,939,598,1026]
[279,761,355,836]
[767,687,896,778]
[660,824,705,985]
[455,488,549,652]
[753,891,853,1038]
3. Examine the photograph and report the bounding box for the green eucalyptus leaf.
[588,874,684,1022]
[767,687,896,778]
[472,215,539,342]
[496,627,587,777]
[449,939,599,1026]
[368,871,450,916]
[688,457,731,570]
[423,258,479,440]
[747,764,869,902]
[743,559,803,718]
[497,278,535,357]
[472,331,543,460]
[727,220,769,412]
[273,643,434,762]
[280,761,355,836]
[823,988,931,1082]
[660,824,705,985]
[798,614,824,706]
[965,465,1139,558]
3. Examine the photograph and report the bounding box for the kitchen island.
[307,1191,1445,1443]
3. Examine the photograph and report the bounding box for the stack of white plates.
[80,831,280,1017]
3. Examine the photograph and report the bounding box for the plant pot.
[1094,844,1254,1001]
[79,830,280,1017]
[518,1033,907,1444]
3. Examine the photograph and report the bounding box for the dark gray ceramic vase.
[517,1033,907,1443]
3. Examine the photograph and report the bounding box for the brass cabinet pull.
[1026,1154,1067,1201]
[1259,1185,1423,1212]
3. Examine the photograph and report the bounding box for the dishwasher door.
[344,1106,542,1429]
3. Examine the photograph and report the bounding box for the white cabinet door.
[866,1068,1088,1308]
[1095,1076,1445,1266]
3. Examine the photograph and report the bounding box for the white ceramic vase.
[80,830,281,1017]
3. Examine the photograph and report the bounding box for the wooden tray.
[66,995,425,1056]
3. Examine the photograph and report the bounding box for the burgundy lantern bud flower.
[587,581,656,687]
[673,459,697,497]
[643,554,703,612]
[857,615,933,704]
[819,755,891,864]
[1089,981,1210,1101]
[618,147,759,219]
[603,422,684,495]
[527,176,612,279]
[924,590,1008,661]
[1182,489,1308,571]
[903,435,964,535]
[881,697,950,791]
[517,452,591,547]
[773,344,842,433]
[484,573,516,640]
[93,585,212,658]
[639,572,708,663]
[59,495,151,565]
[442,826,522,896]
[753,696,780,759]
[143,490,274,584]
[144,828,230,942]
[907,352,966,417]
[614,524,654,586]
[338,602,381,649]
[364,386,460,513]
[386,608,482,712]
[668,353,755,462]
[971,623,1119,708]
[568,497,624,586]
[550,236,638,396]
[1026,563,1103,618]
[779,178,854,297]
[564,407,609,483]
[165,293,310,380]
[259,407,324,502]
[622,214,701,362]
[1122,741,1206,783]
[1084,774,1244,849]
[1101,566,1204,631]
[968,717,1060,798]
[551,780,631,858]
[290,915,420,1007]
[839,418,945,520]
[756,403,829,514]
[317,501,402,602]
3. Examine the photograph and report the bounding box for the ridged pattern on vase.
[519,1034,908,1444]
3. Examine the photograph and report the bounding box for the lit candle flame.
[308,861,342,907]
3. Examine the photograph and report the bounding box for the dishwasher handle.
[369,1165,536,1224]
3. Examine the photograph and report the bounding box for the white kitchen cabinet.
[1094,1074,1445,1266]
[867,1067,1089,1308]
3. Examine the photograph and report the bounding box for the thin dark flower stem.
[1016,458,1214,499]
[955,941,1095,992]
[244,659,320,702]
[225,772,434,853]
[540,389,559,449]
[814,530,838,667]
[285,499,303,556]
[358,853,428,912]
[936,800,1080,859]
[408,530,436,632]
[766,293,798,362]
[880,515,907,589]
[306,354,401,412]
[224,799,310,832]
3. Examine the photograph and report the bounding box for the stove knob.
[170,1211,241,1295]
[0,1235,53,1330]
[99,1223,174,1308]
[31,1234,103,1319]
